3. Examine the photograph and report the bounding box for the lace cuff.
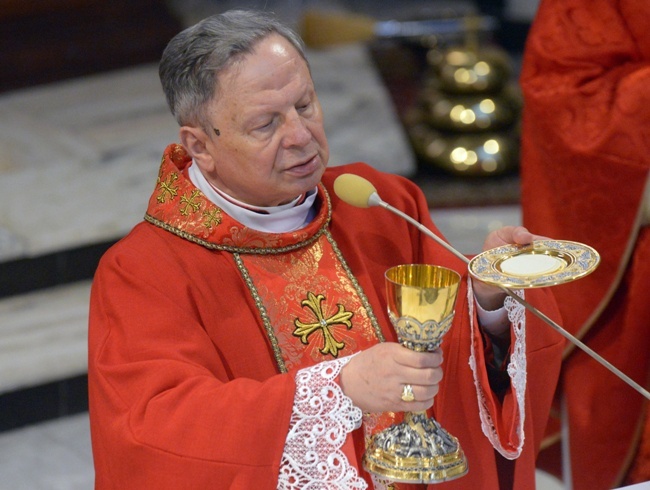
[277,355,367,489]
[468,277,527,459]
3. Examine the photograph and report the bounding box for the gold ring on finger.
[401,384,415,402]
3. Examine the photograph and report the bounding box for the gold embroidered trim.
[156,172,179,203]
[143,185,333,254]
[144,213,327,255]
[324,230,385,343]
[232,252,288,373]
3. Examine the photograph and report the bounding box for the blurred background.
[0,1,562,488]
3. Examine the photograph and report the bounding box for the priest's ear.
[179,125,216,171]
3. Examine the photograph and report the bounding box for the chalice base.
[363,412,468,483]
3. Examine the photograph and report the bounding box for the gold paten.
[468,239,601,289]
[363,264,468,483]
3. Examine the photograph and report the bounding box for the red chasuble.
[520,1,650,488]
[88,144,563,489]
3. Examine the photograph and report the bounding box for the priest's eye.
[255,119,274,131]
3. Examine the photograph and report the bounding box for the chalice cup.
[363,264,468,483]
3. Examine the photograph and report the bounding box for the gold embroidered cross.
[157,173,179,203]
[294,292,353,358]
[179,189,202,216]
[202,208,222,229]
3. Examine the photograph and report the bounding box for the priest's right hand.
[338,342,443,413]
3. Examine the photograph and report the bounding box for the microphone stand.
[370,192,650,400]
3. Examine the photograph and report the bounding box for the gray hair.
[159,9,307,129]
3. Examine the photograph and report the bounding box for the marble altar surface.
[0,44,415,263]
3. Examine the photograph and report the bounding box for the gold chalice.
[363,264,468,483]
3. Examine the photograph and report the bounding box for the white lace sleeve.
[277,355,367,490]
[467,277,527,459]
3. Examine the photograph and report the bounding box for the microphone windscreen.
[333,173,378,208]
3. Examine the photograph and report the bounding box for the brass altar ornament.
[432,45,512,94]
[408,127,518,176]
[363,264,468,483]
[406,16,521,177]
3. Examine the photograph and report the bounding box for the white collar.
[188,162,317,233]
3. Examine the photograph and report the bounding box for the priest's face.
[183,34,329,207]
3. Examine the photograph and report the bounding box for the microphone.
[333,173,469,264]
[333,172,650,400]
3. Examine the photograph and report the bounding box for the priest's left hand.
[472,225,545,311]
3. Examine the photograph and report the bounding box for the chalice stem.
[363,264,467,483]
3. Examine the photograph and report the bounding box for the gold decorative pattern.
[294,292,353,358]
[231,230,387,374]
[232,253,288,372]
[144,144,334,253]
[202,208,222,229]
[324,230,385,343]
[179,189,202,216]
[468,239,600,288]
[156,172,179,203]
[145,213,328,255]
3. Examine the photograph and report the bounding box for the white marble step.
[0,44,415,264]
[0,413,94,490]
[0,281,90,395]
